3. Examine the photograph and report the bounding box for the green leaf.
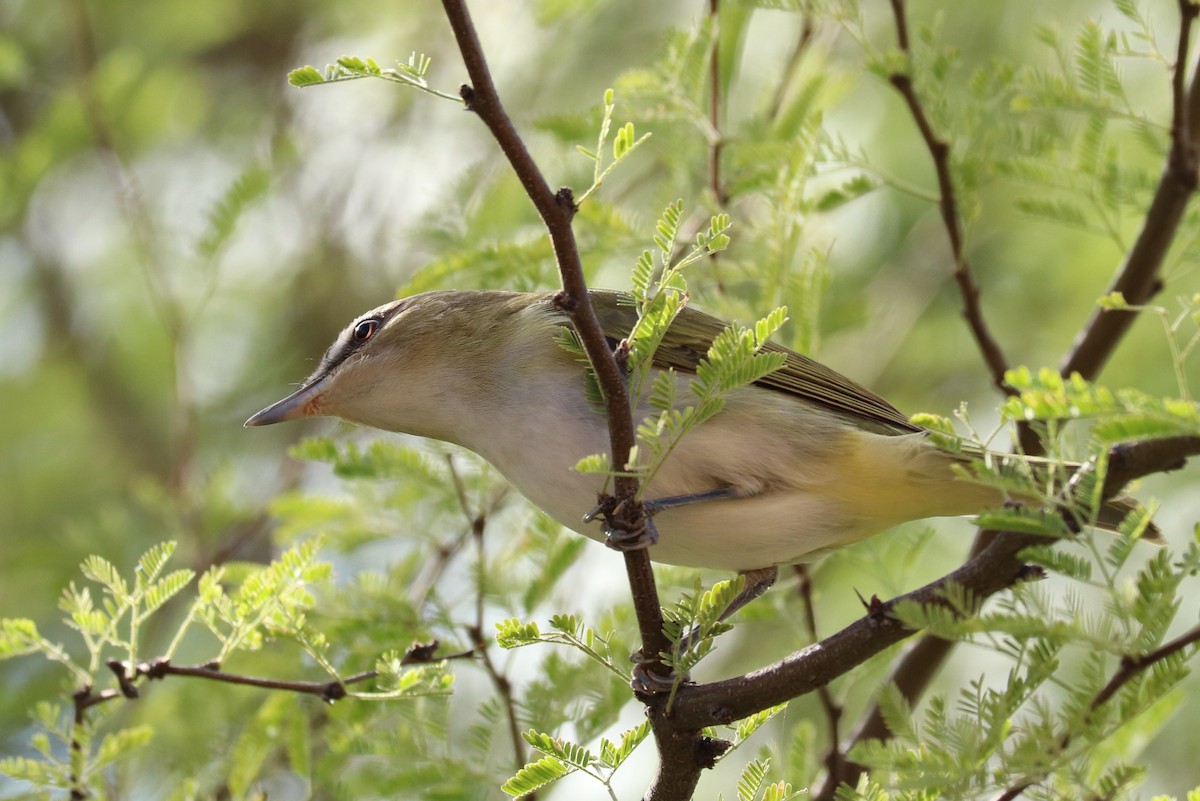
[198,166,272,259]
[501,755,573,797]
[227,695,289,801]
[81,555,129,602]
[737,757,771,801]
[93,726,153,770]
[495,618,541,648]
[136,541,176,582]
[287,65,324,86]
[814,174,879,211]
[876,682,918,744]
[735,703,787,745]
[143,570,195,616]
[972,505,1071,537]
[598,721,650,769]
[522,729,593,770]
[0,618,42,660]
[0,755,63,787]
[572,452,612,474]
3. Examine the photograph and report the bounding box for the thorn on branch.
[321,682,347,703]
[694,736,732,769]
[105,659,140,699]
[459,83,476,110]
[555,186,578,216]
[855,591,891,625]
[1015,564,1048,583]
[551,289,576,311]
[141,657,171,681]
[402,639,442,664]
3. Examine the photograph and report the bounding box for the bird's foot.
[604,516,660,552]
[584,496,660,552]
[628,648,687,695]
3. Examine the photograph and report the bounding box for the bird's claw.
[585,496,660,551]
[604,516,659,552]
[629,648,686,695]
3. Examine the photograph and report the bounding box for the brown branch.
[438,0,667,677]
[437,4,697,799]
[821,1,1027,782]
[669,428,1200,729]
[1060,0,1200,380]
[465,502,529,781]
[886,0,1012,395]
[668,529,1038,729]
[1103,435,1200,495]
[824,433,1200,794]
[708,0,726,206]
[817,632,954,798]
[829,5,1200,792]
[993,623,1200,801]
[794,566,846,798]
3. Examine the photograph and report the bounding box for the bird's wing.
[586,290,921,435]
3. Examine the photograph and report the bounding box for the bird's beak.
[244,377,327,427]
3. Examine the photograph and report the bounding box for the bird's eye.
[353,319,380,343]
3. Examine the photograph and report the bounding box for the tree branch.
[1060,0,1200,380]
[708,0,726,206]
[993,623,1200,801]
[669,529,1036,728]
[464,499,529,780]
[766,11,816,122]
[669,431,1199,730]
[827,6,1200,792]
[886,0,1012,395]
[437,4,698,799]
[795,565,846,799]
[823,432,1200,794]
[438,0,668,675]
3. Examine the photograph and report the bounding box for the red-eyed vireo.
[246,289,1151,608]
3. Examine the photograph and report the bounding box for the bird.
[246,288,1153,618]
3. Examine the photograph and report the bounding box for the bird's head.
[245,291,519,436]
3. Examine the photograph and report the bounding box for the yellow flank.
[817,429,1001,536]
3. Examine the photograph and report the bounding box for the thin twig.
[794,566,845,795]
[708,0,725,206]
[824,0,1025,778]
[993,624,1200,801]
[465,502,529,780]
[824,432,1200,794]
[830,5,1200,792]
[1060,0,1200,380]
[886,0,1012,394]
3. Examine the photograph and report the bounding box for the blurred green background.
[2,0,1199,797]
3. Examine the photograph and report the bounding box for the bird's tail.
[843,430,1163,542]
[949,444,1163,543]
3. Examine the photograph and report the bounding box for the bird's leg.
[718,565,779,622]
[643,486,744,513]
[674,565,779,652]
